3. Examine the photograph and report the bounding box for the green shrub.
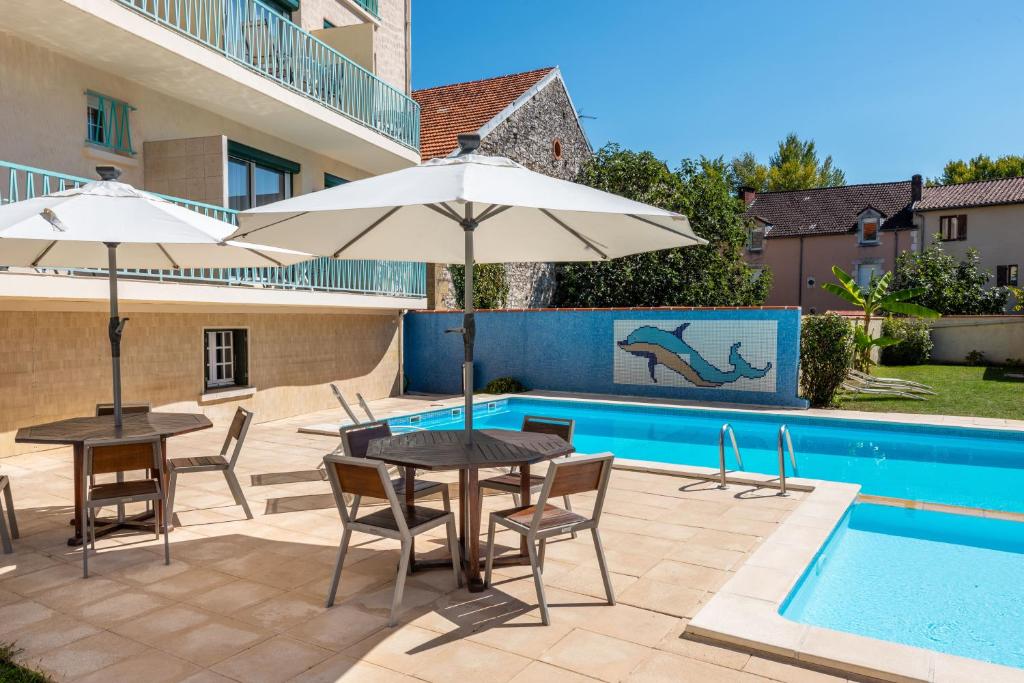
[0,643,53,683]
[879,317,933,366]
[482,377,526,394]
[448,263,509,310]
[800,313,853,407]
[965,350,986,366]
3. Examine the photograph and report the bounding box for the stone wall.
[143,136,226,206]
[0,308,401,457]
[432,76,592,309]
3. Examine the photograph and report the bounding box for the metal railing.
[354,0,379,18]
[717,423,743,489]
[777,425,797,496]
[0,160,426,298]
[115,0,419,150]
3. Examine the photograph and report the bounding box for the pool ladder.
[777,425,797,496]
[717,423,744,489]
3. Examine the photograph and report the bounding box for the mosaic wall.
[404,308,805,408]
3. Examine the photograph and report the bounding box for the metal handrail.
[777,425,796,496]
[717,423,743,489]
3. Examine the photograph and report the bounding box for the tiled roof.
[916,176,1024,211]
[743,181,915,238]
[412,67,555,161]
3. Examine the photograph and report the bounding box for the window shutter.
[957,214,967,240]
[997,265,1008,286]
[233,329,249,387]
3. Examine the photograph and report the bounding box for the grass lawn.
[838,364,1024,421]
[0,644,51,683]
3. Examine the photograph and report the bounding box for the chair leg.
[224,469,253,520]
[446,515,462,588]
[166,470,178,526]
[511,492,521,507]
[161,495,170,566]
[441,486,452,514]
[526,536,550,625]
[2,483,18,539]
[484,516,498,588]
[390,538,412,627]
[325,528,351,607]
[82,504,90,578]
[0,506,11,555]
[563,495,578,539]
[591,528,615,605]
[349,495,362,520]
[538,538,546,572]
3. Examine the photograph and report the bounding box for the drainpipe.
[797,236,805,309]
[404,0,412,93]
[398,310,406,395]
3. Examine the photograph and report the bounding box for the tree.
[554,145,771,308]
[934,154,1024,185]
[731,133,846,192]
[822,267,940,371]
[448,263,509,309]
[893,239,1010,314]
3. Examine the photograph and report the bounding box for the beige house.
[0,0,425,456]
[743,174,1024,310]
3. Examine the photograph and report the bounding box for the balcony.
[0,160,426,300]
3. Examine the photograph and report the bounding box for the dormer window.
[858,211,881,245]
[748,225,765,252]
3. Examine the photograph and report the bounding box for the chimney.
[739,186,756,206]
[911,174,923,203]
[456,133,481,156]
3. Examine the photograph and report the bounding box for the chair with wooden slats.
[323,454,461,625]
[484,452,616,625]
[0,475,18,554]
[94,403,153,517]
[338,421,451,517]
[166,407,254,522]
[478,415,578,538]
[81,435,169,577]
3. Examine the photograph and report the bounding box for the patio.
[0,396,845,683]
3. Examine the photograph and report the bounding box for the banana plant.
[823,266,940,370]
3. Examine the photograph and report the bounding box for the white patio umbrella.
[0,167,309,428]
[228,135,707,440]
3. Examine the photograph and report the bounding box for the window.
[747,225,765,252]
[997,264,1019,287]
[323,19,335,28]
[324,172,348,189]
[860,218,879,244]
[261,0,298,16]
[749,267,764,282]
[227,142,299,211]
[204,329,249,391]
[856,262,882,289]
[940,214,967,241]
[85,91,135,156]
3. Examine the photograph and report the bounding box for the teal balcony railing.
[115,0,419,150]
[0,160,426,298]
[355,0,379,17]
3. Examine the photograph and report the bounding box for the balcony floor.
[0,397,841,683]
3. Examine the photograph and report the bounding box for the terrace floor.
[0,397,854,683]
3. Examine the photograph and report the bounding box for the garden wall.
[404,307,806,407]
[928,316,1024,365]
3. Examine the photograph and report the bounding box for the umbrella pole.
[461,205,477,444]
[105,243,126,430]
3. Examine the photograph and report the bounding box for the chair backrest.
[339,421,390,459]
[331,384,362,425]
[322,454,405,531]
[222,407,254,469]
[522,415,575,446]
[355,393,376,422]
[84,435,163,479]
[95,403,151,417]
[532,453,614,530]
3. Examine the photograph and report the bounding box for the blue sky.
[412,1,1024,184]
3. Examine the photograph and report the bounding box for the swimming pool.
[388,396,1024,512]
[781,503,1024,669]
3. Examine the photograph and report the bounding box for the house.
[412,67,592,308]
[743,174,1023,310]
[0,0,424,456]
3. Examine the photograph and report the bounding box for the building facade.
[0,0,424,456]
[412,67,592,309]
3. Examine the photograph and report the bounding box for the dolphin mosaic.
[617,324,772,388]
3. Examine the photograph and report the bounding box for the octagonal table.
[365,428,573,592]
[16,412,213,545]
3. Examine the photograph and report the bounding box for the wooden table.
[365,428,573,592]
[15,412,213,546]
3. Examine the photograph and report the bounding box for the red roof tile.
[916,176,1024,211]
[412,67,555,161]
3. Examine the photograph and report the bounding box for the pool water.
[781,504,1024,668]
[388,396,1024,512]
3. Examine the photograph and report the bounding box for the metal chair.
[81,435,169,577]
[485,452,616,625]
[330,384,363,424]
[338,422,450,517]
[167,407,254,522]
[479,416,578,538]
[0,476,18,554]
[323,454,461,625]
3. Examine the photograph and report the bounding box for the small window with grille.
[204,329,249,390]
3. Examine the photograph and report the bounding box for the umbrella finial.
[96,166,122,181]
[456,134,481,156]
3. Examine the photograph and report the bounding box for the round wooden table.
[15,412,213,545]
[365,428,573,591]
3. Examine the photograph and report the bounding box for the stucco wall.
[0,31,375,194]
[917,204,1024,287]
[0,308,401,457]
[927,316,1024,365]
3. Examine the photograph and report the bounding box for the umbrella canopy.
[0,167,309,427]
[228,136,706,439]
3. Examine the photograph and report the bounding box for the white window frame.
[858,213,881,245]
[855,261,882,290]
[748,225,765,252]
[206,330,235,389]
